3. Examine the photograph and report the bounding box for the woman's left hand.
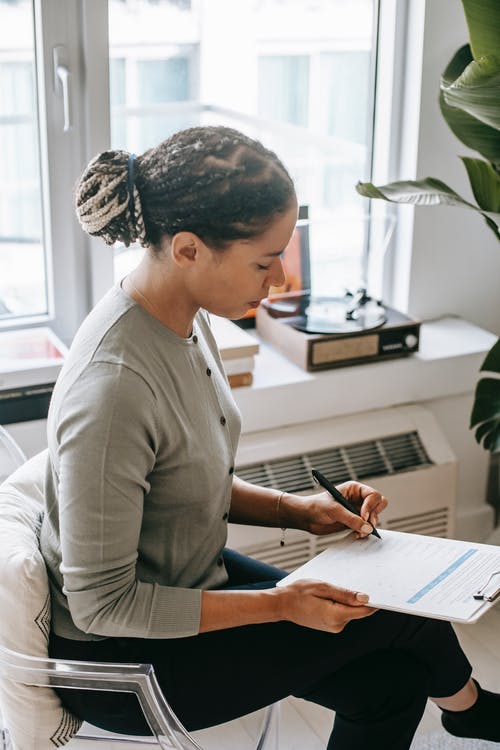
[294,482,388,538]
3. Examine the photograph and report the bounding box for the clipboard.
[276,529,500,624]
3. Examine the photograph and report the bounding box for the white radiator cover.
[228,405,457,570]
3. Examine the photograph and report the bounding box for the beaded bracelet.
[276,491,287,547]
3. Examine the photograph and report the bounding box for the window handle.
[53,45,72,132]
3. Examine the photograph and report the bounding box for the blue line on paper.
[406,549,478,604]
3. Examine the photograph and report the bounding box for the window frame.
[1,0,406,345]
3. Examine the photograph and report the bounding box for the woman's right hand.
[273,578,377,633]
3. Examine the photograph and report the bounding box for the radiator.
[228,405,457,570]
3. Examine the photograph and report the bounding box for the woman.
[41,126,500,750]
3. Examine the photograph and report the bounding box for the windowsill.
[233,317,497,434]
[0,326,68,392]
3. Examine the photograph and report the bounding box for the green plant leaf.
[356,177,475,206]
[484,214,500,240]
[472,338,500,452]
[461,0,500,61]
[482,424,500,452]
[480,337,500,373]
[356,178,500,240]
[470,376,500,452]
[440,91,500,164]
[461,157,500,212]
[442,54,500,132]
[471,377,500,427]
[439,46,500,163]
[441,44,474,87]
[475,420,492,445]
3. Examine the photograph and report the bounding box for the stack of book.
[210,316,259,388]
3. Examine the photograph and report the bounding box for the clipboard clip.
[473,571,500,602]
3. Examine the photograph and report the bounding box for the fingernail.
[356,592,369,602]
[361,523,372,534]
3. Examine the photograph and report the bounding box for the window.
[0,0,47,320]
[1,0,397,341]
[109,0,379,296]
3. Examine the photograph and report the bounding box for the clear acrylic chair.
[0,427,279,750]
[0,426,26,483]
[0,643,279,750]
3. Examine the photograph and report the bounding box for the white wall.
[423,393,492,540]
[386,0,500,538]
[392,0,500,337]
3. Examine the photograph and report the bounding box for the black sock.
[441,679,500,742]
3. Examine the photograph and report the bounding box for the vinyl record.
[262,293,387,334]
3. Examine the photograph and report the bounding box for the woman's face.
[192,199,298,320]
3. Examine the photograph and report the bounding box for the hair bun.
[75,149,147,247]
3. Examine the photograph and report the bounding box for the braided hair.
[75,126,296,249]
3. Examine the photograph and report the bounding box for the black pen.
[311,468,382,539]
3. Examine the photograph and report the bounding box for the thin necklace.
[126,276,193,338]
[125,277,194,339]
[126,277,160,317]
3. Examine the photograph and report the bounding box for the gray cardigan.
[41,284,241,641]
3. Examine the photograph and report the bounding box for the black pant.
[49,549,472,750]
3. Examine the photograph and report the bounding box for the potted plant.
[357,0,500,454]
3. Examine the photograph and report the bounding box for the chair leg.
[255,703,280,750]
[0,728,11,750]
[76,732,161,746]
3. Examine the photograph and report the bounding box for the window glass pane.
[323,51,371,144]
[109,0,198,279]
[110,58,126,146]
[110,58,125,106]
[109,0,377,296]
[0,0,47,320]
[258,56,309,127]
[137,58,189,104]
[109,0,196,155]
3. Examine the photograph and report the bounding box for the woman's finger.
[360,494,388,521]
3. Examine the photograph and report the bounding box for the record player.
[256,290,420,372]
[249,207,420,371]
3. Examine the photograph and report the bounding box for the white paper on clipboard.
[276,529,500,623]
